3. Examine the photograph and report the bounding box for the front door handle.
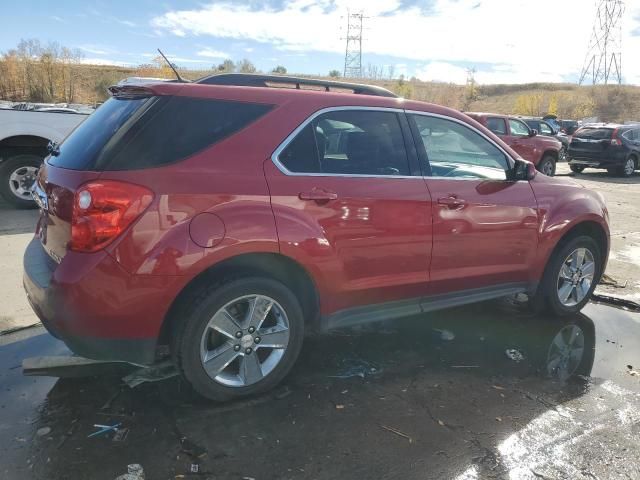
[437,195,467,209]
[299,189,338,202]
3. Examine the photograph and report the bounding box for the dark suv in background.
[567,124,640,177]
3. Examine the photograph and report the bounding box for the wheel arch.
[542,149,558,162]
[542,220,609,284]
[157,252,321,346]
[0,135,50,159]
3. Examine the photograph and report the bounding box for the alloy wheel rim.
[556,248,595,307]
[543,162,553,176]
[9,166,38,199]
[546,324,585,380]
[624,158,634,176]
[200,294,290,387]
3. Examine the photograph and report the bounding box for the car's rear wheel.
[172,277,304,401]
[620,157,636,177]
[532,235,601,316]
[537,155,556,176]
[0,155,41,208]
[569,165,584,173]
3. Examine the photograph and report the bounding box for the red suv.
[24,74,609,400]
[466,113,563,176]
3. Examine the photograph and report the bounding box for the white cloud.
[80,58,134,67]
[150,0,640,84]
[197,48,228,59]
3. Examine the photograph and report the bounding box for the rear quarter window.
[574,128,613,140]
[99,96,272,170]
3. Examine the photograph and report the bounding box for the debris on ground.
[112,427,130,442]
[505,349,525,363]
[599,273,628,289]
[274,386,292,399]
[23,355,129,378]
[329,356,381,379]
[36,426,51,437]
[88,423,122,438]
[115,464,145,480]
[627,365,640,376]
[335,404,345,410]
[122,360,179,388]
[379,424,413,443]
[450,365,479,368]
[433,328,455,341]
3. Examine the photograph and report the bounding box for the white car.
[0,106,91,208]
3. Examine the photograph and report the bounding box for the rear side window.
[574,127,613,140]
[278,110,410,176]
[49,96,271,171]
[486,117,507,135]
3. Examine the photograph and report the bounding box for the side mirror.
[510,159,537,181]
[529,129,538,137]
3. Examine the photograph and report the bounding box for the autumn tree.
[272,65,287,74]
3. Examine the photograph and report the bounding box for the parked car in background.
[521,117,569,161]
[466,113,562,176]
[567,123,640,177]
[24,74,609,401]
[0,107,90,207]
[543,115,582,135]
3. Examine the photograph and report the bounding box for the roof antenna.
[157,48,189,83]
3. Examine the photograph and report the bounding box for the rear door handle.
[299,189,338,202]
[437,195,467,209]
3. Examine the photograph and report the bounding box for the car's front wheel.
[532,235,601,316]
[172,277,305,401]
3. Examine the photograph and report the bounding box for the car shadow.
[11,299,640,479]
[558,170,640,185]
[0,200,39,235]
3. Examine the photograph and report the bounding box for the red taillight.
[611,128,622,146]
[71,180,153,252]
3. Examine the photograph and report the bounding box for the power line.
[342,10,365,78]
[579,0,625,85]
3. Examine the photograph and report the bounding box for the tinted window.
[278,124,321,173]
[278,110,410,176]
[49,96,272,171]
[487,117,507,135]
[101,97,272,170]
[573,127,614,140]
[509,119,530,136]
[48,97,150,170]
[411,115,508,180]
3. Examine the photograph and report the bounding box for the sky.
[1,0,640,85]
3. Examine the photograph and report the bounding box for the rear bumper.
[567,151,627,168]
[23,237,180,365]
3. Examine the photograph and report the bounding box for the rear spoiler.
[108,85,158,99]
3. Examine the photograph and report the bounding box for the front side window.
[278,110,410,176]
[411,114,509,180]
[509,119,531,137]
[487,117,507,135]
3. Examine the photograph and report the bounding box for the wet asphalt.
[1,299,640,480]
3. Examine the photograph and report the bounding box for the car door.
[507,118,538,162]
[407,112,539,297]
[265,107,433,315]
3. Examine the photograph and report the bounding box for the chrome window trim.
[405,110,517,181]
[270,105,418,179]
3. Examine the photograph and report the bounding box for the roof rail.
[196,73,398,98]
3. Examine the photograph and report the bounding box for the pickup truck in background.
[0,105,91,208]
[466,112,563,176]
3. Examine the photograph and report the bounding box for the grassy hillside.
[4,62,640,122]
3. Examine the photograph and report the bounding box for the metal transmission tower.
[579,0,625,85]
[343,10,364,78]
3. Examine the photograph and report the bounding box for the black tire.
[531,235,602,316]
[606,167,618,175]
[537,155,556,176]
[569,165,584,173]
[172,277,305,401]
[558,146,566,162]
[0,154,42,209]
